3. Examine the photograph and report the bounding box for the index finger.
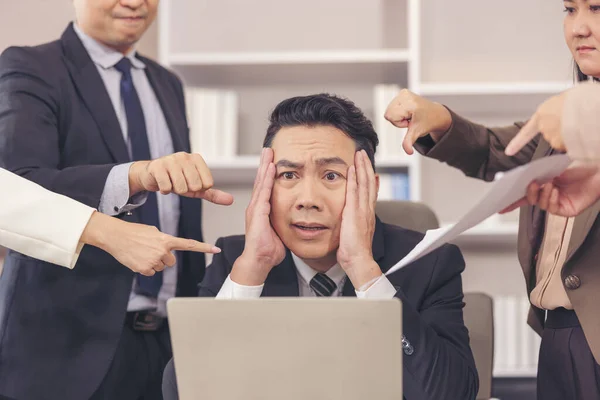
[505,118,539,156]
[362,150,377,206]
[252,148,272,197]
[168,237,222,254]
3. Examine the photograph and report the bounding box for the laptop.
[167,298,403,400]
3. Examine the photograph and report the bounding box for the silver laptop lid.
[167,298,403,400]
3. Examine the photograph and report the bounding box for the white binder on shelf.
[373,84,406,162]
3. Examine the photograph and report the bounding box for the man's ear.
[375,174,380,200]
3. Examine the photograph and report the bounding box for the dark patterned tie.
[310,273,337,297]
[114,58,163,298]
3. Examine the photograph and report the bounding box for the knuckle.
[203,176,214,188]
[188,182,202,192]
[192,153,205,164]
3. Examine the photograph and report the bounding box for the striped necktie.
[310,273,337,297]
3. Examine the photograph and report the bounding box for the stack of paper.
[384,154,572,275]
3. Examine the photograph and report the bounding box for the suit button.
[113,206,119,212]
[126,211,133,216]
[564,275,581,290]
[401,335,414,356]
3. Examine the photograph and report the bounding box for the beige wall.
[0,1,528,297]
[0,0,158,57]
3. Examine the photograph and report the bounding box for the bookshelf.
[159,0,416,197]
[158,0,570,380]
[158,0,570,199]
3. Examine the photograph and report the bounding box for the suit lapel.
[141,59,188,153]
[517,139,553,289]
[261,251,300,297]
[60,24,130,164]
[342,279,356,297]
[566,200,600,265]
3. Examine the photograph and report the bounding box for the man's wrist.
[128,161,150,195]
[342,258,382,290]
[230,254,273,286]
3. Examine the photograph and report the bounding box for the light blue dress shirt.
[74,23,179,317]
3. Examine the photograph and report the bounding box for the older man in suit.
[162,94,478,400]
[0,1,233,399]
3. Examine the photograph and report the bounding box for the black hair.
[263,93,379,167]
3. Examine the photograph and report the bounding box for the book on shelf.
[493,295,541,376]
[373,84,407,160]
[378,173,410,201]
[185,87,239,161]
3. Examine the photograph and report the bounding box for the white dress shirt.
[216,253,397,299]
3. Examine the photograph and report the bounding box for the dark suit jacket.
[0,24,204,400]
[199,220,478,400]
[415,109,600,363]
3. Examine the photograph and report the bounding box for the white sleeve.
[0,168,95,268]
[355,274,398,299]
[216,275,264,299]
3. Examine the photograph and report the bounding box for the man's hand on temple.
[230,148,286,286]
[128,151,234,205]
[337,150,382,289]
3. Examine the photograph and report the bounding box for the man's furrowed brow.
[316,157,348,167]
[275,159,304,169]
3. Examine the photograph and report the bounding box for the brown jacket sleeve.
[414,108,539,182]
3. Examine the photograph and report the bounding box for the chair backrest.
[375,201,494,399]
[375,200,440,232]
[463,292,494,400]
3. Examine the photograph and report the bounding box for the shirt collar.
[291,253,346,289]
[73,22,145,70]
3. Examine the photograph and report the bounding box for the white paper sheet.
[385,154,572,276]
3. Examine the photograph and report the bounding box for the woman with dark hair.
[384,1,600,398]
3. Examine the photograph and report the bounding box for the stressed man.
[163,94,478,400]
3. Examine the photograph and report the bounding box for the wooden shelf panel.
[418,81,572,96]
[168,50,411,66]
[170,51,411,86]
